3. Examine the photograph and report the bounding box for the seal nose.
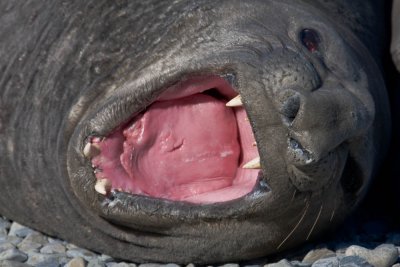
[276,84,373,192]
[285,85,372,165]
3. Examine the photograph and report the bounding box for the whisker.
[306,204,323,240]
[330,199,336,222]
[277,200,310,250]
[291,189,297,202]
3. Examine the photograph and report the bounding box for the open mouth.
[83,76,261,204]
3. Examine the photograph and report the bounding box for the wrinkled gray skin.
[0,0,392,264]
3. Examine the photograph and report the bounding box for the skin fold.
[0,0,392,264]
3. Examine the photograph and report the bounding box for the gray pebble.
[8,223,34,238]
[219,264,239,267]
[106,263,137,267]
[23,232,47,245]
[0,217,11,231]
[311,257,339,267]
[0,228,8,237]
[26,251,69,266]
[48,237,66,245]
[0,248,28,262]
[99,254,114,263]
[40,243,66,254]
[66,243,80,250]
[339,256,373,267]
[392,264,400,267]
[6,236,23,246]
[334,246,348,254]
[185,264,194,267]
[139,264,163,267]
[17,240,42,253]
[65,257,87,267]
[0,260,32,267]
[345,244,398,267]
[302,248,336,264]
[161,264,180,267]
[264,259,294,267]
[290,260,311,267]
[0,242,15,253]
[67,248,98,261]
[88,258,107,267]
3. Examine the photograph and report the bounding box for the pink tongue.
[119,93,240,199]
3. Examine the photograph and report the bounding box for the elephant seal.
[0,0,391,264]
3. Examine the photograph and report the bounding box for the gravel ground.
[0,215,399,267]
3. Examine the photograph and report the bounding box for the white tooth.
[242,157,261,169]
[252,142,257,147]
[226,95,243,107]
[94,179,111,195]
[83,142,100,158]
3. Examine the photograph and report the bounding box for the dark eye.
[300,29,320,53]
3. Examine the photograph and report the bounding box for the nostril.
[280,93,301,125]
[288,138,313,165]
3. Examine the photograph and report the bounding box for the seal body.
[0,0,391,264]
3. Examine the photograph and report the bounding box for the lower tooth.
[94,179,111,195]
[83,142,100,158]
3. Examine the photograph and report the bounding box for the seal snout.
[284,81,373,190]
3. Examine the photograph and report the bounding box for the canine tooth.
[243,157,261,169]
[83,142,100,158]
[252,142,257,147]
[94,179,111,195]
[226,95,243,107]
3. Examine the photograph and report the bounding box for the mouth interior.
[90,76,260,204]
